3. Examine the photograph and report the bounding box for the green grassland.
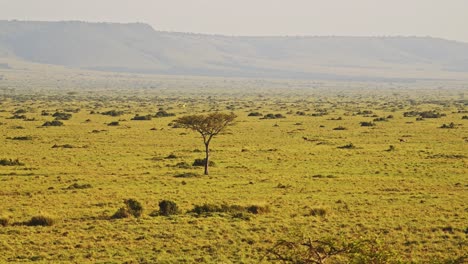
[0,71,467,263]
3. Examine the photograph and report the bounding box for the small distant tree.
[174,112,236,175]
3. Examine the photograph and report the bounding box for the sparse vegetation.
[0,80,465,262]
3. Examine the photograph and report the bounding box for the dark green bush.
[404,110,445,118]
[0,217,9,227]
[192,158,215,167]
[386,145,396,151]
[107,121,119,126]
[190,203,269,218]
[333,126,347,130]
[174,162,191,169]
[131,114,152,120]
[8,114,27,119]
[338,143,356,149]
[373,117,388,122]
[262,113,286,119]
[165,153,178,159]
[308,208,327,217]
[10,136,32,140]
[27,215,55,226]
[246,205,270,214]
[0,158,24,166]
[360,121,375,127]
[101,110,124,116]
[42,120,64,126]
[125,199,143,217]
[14,109,27,114]
[248,112,263,117]
[357,110,373,115]
[155,110,175,117]
[158,200,180,216]
[174,172,199,178]
[111,199,143,219]
[111,207,131,219]
[52,144,75,148]
[52,112,72,120]
[440,122,456,129]
[66,183,92,190]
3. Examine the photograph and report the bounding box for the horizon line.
[2,19,467,43]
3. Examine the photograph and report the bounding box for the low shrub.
[52,112,72,120]
[111,207,132,219]
[174,172,199,178]
[246,205,270,215]
[101,110,124,117]
[262,113,286,119]
[111,199,143,219]
[192,158,215,167]
[42,120,64,127]
[0,217,9,227]
[131,114,152,121]
[158,200,180,216]
[373,117,388,122]
[386,145,396,151]
[10,136,33,141]
[174,162,191,169]
[338,143,356,149]
[7,114,26,119]
[333,126,347,130]
[107,121,120,126]
[165,153,178,159]
[190,203,269,218]
[440,122,456,129]
[308,208,327,217]
[27,215,55,226]
[404,110,445,118]
[0,158,24,166]
[360,121,375,127]
[52,144,75,148]
[14,109,27,114]
[124,199,143,217]
[248,112,263,117]
[66,183,92,189]
[155,110,175,117]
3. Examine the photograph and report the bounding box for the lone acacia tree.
[174,112,236,175]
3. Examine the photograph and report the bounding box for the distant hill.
[1,20,468,80]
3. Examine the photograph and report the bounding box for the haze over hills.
[1,20,468,80]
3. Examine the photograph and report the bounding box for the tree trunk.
[204,143,209,175]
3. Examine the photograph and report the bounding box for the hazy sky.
[1,0,468,42]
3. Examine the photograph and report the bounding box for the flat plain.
[0,69,466,263]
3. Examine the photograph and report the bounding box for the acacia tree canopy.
[174,112,236,175]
